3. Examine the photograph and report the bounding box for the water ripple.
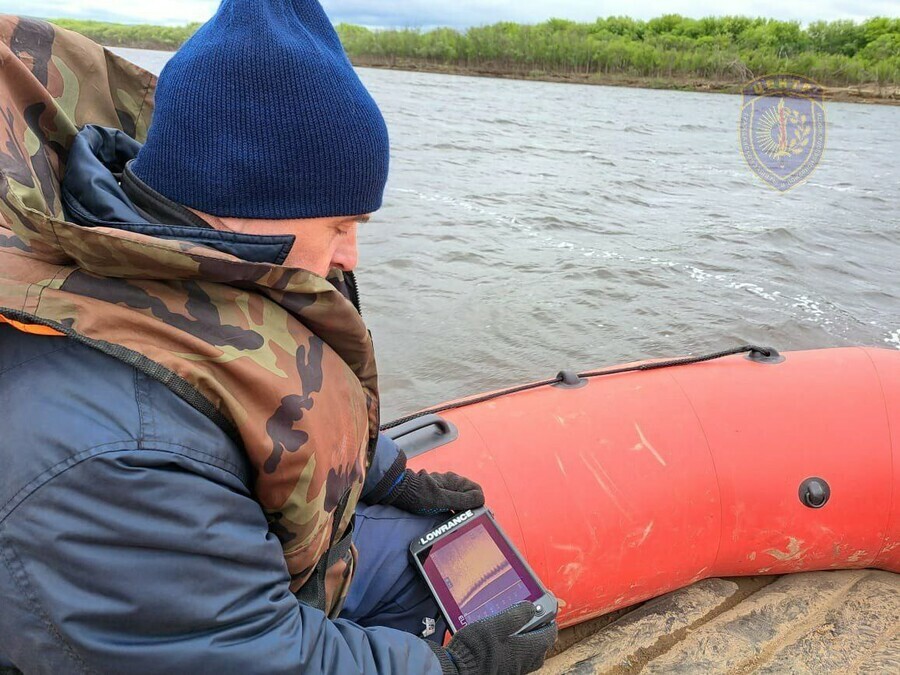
[116,48,900,419]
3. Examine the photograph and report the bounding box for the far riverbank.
[49,15,900,107]
[105,46,900,106]
[347,56,900,106]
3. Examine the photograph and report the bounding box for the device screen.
[418,513,543,630]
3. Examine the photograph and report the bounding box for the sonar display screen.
[421,514,542,629]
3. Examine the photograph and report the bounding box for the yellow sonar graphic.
[432,524,527,620]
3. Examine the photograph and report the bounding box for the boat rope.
[380,344,778,431]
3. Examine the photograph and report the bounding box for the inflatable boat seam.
[860,347,896,566]
[460,409,530,563]
[666,371,723,574]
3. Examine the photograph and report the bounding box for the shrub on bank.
[47,15,900,87]
[50,19,201,50]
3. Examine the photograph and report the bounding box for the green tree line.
[51,19,201,50]
[51,15,900,87]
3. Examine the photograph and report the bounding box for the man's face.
[198,212,370,277]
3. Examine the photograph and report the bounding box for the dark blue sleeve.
[362,433,406,501]
[0,446,441,675]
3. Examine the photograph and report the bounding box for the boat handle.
[385,414,459,459]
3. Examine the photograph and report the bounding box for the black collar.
[121,162,214,230]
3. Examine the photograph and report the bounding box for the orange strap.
[0,314,64,336]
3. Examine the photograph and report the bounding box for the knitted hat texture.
[131,0,390,219]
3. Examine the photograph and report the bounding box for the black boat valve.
[554,370,587,389]
[745,346,785,364]
[799,477,830,509]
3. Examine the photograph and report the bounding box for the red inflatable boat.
[391,346,900,628]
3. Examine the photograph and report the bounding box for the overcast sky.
[5,0,898,28]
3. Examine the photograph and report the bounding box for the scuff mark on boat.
[847,549,868,563]
[634,521,653,547]
[580,450,630,517]
[766,537,808,562]
[555,452,567,477]
[553,543,585,558]
[559,562,585,590]
[688,566,709,583]
[586,521,601,550]
[632,423,667,466]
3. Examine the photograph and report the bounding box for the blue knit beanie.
[131,0,390,219]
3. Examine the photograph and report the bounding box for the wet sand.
[541,570,900,674]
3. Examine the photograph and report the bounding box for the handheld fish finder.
[410,507,557,635]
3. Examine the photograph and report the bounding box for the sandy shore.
[542,570,900,673]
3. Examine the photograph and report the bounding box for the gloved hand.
[365,446,485,515]
[384,468,485,515]
[426,602,558,675]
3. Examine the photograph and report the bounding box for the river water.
[113,48,898,421]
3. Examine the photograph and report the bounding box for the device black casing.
[409,506,558,635]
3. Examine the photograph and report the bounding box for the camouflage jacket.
[0,16,379,614]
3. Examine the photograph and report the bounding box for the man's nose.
[332,228,359,272]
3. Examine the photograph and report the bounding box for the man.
[0,2,557,674]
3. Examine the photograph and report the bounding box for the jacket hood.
[0,15,377,436]
[62,124,297,266]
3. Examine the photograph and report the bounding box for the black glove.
[427,603,558,675]
[386,468,485,515]
[368,451,485,515]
